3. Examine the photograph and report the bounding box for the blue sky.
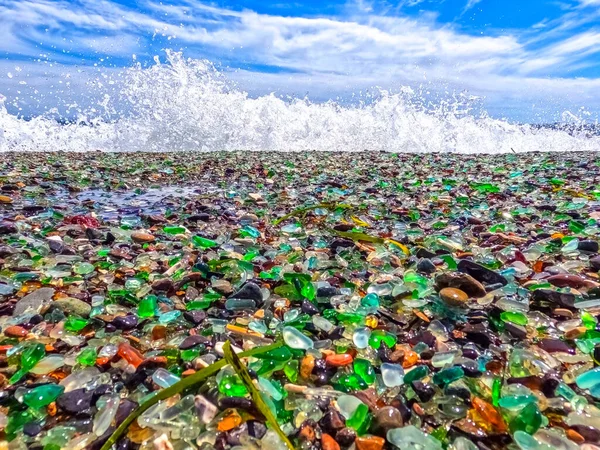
[0,0,599,122]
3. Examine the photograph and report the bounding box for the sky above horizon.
[0,0,600,123]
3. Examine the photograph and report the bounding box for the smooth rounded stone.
[416,258,436,274]
[317,286,338,297]
[0,222,17,235]
[353,327,371,349]
[439,288,469,307]
[546,274,599,290]
[226,422,249,446]
[13,287,55,316]
[151,368,181,389]
[591,256,600,271]
[457,259,508,287]
[531,289,576,308]
[283,326,314,350]
[0,245,16,257]
[218,396,255,412]
[373,406,403,432]
[434,273,487,298]
[381,363,404,387]
[179,335,209,349]
[53,297,92,317]
[570,425,600,443]
[229,282,263,303]
[504,322,528,340]
[111,315,138,330]
[336,428,357,446]
[538,338,574,354]
[47,236,65,253]
[115,399,138,426]
[579,240,600,253]
[151,278,173,292]
[23,421,43,437]
[247,420,267,439]
[387,425,443,450]
[183,310,206,324]
[130,231,155,243]
[301,300,319,315]
[57,388,94,413]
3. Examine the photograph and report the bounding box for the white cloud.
[463,0,483,12]
[0,0,599,120]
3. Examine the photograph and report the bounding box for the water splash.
[1,51,599,153]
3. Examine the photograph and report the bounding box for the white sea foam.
[1,51,599,153]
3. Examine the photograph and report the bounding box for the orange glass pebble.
[117,342,144,368]
[566,429,585,444]
[402,350,419,368]
[217,410,243,431]
[471,397,507,433]
[355,436,385,450]
[326,353,353,367]
[322,433,340,450]
[96,357,110,366]
[4,325,28,338]
[300,354,315,379]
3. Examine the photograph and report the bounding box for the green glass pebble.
[64,315,89,332]
[73,262,95,275]
[192,235,218,249]
[353,358,376,384]
[361,293,380,308]
[163,225,187,235]
[76,348,97,366]
[180,348,200,362]
[498,395,536,410]
[21,344,46,372]
[333,373,368,392]
[432,366,464,386]
[284,360,299,382]
[124,278,142,291]
[368,330,397,349]
[336,312,364,325]
[500,311,528,326]
[6,409,35,440]
[218,375,248,396]
[346,403,370,434]
[257,359,287,376]
[256,346,293,362]
[240,225,261,238]
[509,403,542,435]
[582,311,598,330]
[186,299,211,310]
[569,220,585,234]
[138,295,157,318]
[23,384,64,408]
[9,343,47,384]
[492,377,502,407]
[404,365,430,385]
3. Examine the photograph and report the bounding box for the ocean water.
[1,51,599,153]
